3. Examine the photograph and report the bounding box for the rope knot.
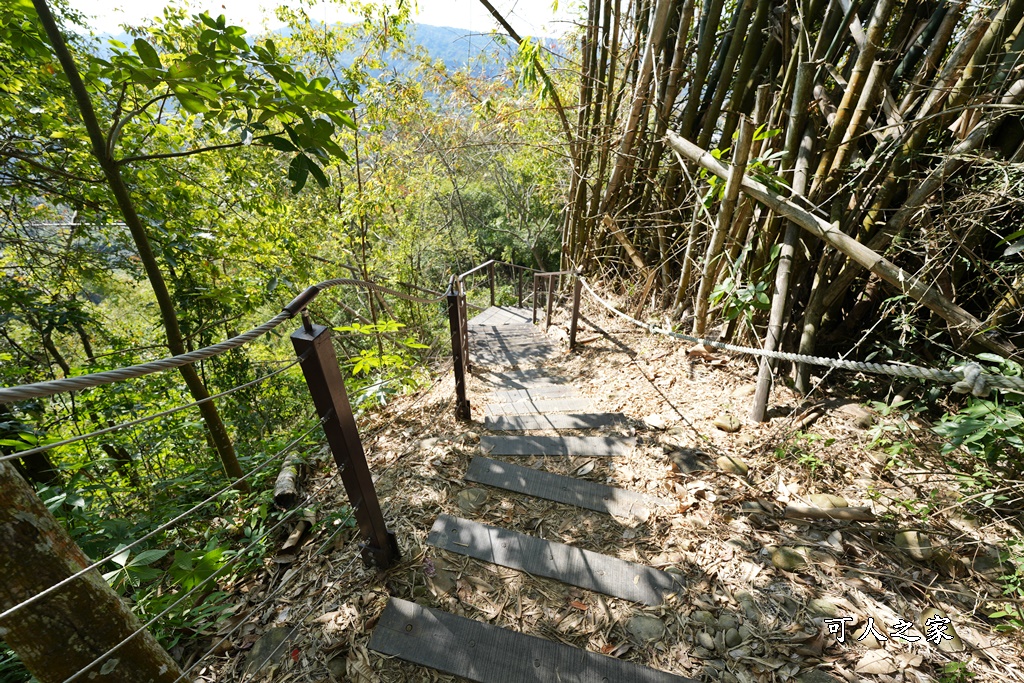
[953,363,990,397]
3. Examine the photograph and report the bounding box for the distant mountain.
[97,23,550,75]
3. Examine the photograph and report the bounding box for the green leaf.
[263,134,297,152]
[133,38,162,69]
[288,154,309,193]
[305,156,329,188]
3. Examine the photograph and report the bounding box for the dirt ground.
[197,289,1024,683]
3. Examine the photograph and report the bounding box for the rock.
[690,610,716,626]
[697,631,715,650]
[627,615,667,644]
[644,414,668,430]
[669,448,711,473]
[807,598,839,617]
[244,627,292,674]
[895,530,934,561]
[734,591,759,619]
[724,628,742,648]
[838,403,874,429]
[326,655,347,681]
[917,607,964,653]
[771,546,807,572]
[717,614,738,631]
[419,437,441,450]
[456,488,489,514]
[716,455,749,475]
[713,414,742,432]
[809,493,849,509]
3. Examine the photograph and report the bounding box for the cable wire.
[0,417,324,623]
[0,355,307,464]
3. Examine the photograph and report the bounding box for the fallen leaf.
[569,600,588,611]
[855,650,898,674]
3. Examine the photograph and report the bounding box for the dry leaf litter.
[190,288,1024,683]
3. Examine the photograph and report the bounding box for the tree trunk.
[0,460,182,683]
[33,0,247,491]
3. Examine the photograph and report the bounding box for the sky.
[65,0,577,37]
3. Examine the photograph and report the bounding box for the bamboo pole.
[691,118,755,336]
[665,131,1017,358]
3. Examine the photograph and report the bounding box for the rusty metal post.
[447,280,471,420]
[545,275,556,331]
[569,273,582,351]
[488,263,496,307]
[532,275,539,324]
[291,320,400,569]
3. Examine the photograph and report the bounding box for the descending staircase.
[369,307,693,682]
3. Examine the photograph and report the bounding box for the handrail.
[0,277,445,404]
[457,258,538,282]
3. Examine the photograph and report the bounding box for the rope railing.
[575,276,1024,396]
[0,261,534,683]
[0,354,308,464]
[0,276,446,404]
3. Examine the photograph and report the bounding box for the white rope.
[577,277,1024,396]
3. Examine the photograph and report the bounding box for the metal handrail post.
[446,280,471,420]
[487,263,496,307]
[569,273,582,351]
[545,275,556,331]
[517,269,523,308]
[532,275,539,324]
[291,321,400,568]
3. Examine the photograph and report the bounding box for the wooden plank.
[471,350,559,368]
[369,598,694,683]
[484,412,629,431]
[465,457,667,519]
[477,369,571,385]
[427,515,682,605]
[481,434,635,456]
[484,386,577,402]
[468,307,534,326]
[483,398,595,416]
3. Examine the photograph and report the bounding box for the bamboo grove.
[556,0,1024,410]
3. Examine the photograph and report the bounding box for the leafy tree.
[8,0,356,486]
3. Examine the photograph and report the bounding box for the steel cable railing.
[0,416,325,624]
[0,263,526,683]
[66,482,357,683]
[0,354,308,464]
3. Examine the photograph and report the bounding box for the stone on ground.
[894,530,933,561]
[716,455,748,475]
[626,615,667,644]
[771,546,807,571]
[456,487,489,514]
[713,414,742,432]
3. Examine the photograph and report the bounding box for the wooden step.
[480,434,635,456]
[484,386,578,403]
[483,397,595,416]
[484,412,629,431]
[467,306,534,326]
[427,515,682,605]
[475,369,571,389]
[466,457,667,520]
[369,598,693,683]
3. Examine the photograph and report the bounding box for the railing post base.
[292,323,400,570]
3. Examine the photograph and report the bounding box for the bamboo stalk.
[691,117,755,336]
[665,130,1018,357]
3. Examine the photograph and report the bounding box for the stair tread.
[480,434,635,456]
[484,412,629,431]
[483,398,595,416]
[427,514,681,605]
[466,456,667,519]
[369,598,693,682]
